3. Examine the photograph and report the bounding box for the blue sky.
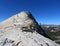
[0,0,60,25]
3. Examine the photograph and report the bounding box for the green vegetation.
[21,26,33,33]
[43,27,60,44]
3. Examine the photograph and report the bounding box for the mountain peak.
[0,11,59,46]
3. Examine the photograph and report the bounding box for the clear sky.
[0,0,60,25]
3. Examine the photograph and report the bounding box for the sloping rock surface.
[0,11,60,46]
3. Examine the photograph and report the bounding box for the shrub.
[21,26,33,32]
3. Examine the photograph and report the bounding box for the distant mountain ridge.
[40,24,60,27]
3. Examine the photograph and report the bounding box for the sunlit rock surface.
[0,11,60,46]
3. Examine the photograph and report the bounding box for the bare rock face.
[0,11,60,46]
